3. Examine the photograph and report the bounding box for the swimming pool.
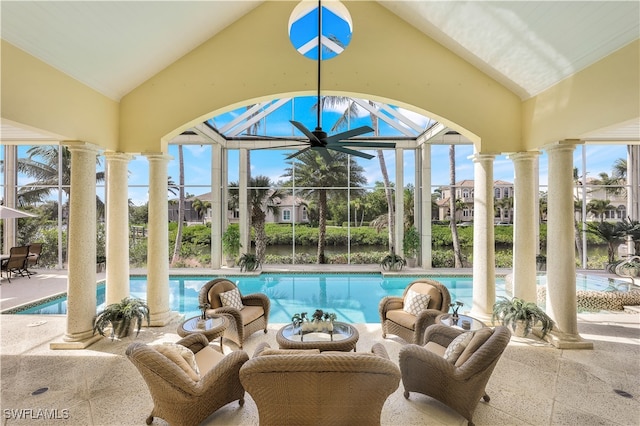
[9,272,635,320]
[9,274,505,323]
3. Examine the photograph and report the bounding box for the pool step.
[623,305,640,314]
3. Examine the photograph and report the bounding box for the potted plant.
[380,252,406,271]
[238,252,260,272]
[492,296,554,338]
[93,297,150,340]
[222,225,241,267]
[403,226,420,267]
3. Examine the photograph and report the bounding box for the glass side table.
[178,315,228,353]
[436,313,486,331]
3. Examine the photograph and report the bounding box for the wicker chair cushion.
[261,348,321,356]
[240,305,265,325]
[443,331,474,364]
[220,288,244,310]
[194,345,225,374]
[424,341,447,357]
[155,343,200,381]
[454,327,494,367]
[406,282,443,309]
[403,289,431,316]
[386,309,417,329]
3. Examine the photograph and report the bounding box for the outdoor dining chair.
[1,245,30,283]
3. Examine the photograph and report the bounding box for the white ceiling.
[1,0,639,142]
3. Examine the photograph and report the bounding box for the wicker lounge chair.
[379,278,451,344]
[240,342,401,426]
[198,278,270,348]
[399,324,511,426]
[126,333,248,426]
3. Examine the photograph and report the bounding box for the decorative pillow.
[403,289,431,316]
[443,331,474,364]
[155,343,200,381]
[220,288,244,310]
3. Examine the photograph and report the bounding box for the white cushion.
[443,331,474,364]
[403,289,431,316]
[155,342,200,381]
[220,288,244,310]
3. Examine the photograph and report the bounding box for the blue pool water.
[11,273,629,322]
[12,274,499,323]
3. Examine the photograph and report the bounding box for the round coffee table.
[436,313,486,331]
[178,315,229,352]
[276,321,359,352]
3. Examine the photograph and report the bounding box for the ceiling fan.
[255,0,396,163]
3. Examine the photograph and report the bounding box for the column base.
[543,330,594,349]
[50,334,102,350]
[149,310,181,327]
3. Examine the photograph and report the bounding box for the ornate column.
[104,152,132,305]
[545,142,592,349]
[145,153,172,326]
[211,144,223,268]
[420,144,432,268]
[509,151,539,302]
[51,142,101,349]
[470,153,495,320]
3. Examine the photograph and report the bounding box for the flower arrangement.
[291,309,337,332]
[449,301,464,318]
[198,302,210,320]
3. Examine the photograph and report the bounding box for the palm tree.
[587,199,614,222]
[171,145,185,265]
[282,150,366,264]
[449,145,463,268]
[9,145,105,216]
[612,158,627,180]
[228,176,283,263]
[585,221,624,264]
[322,96,396,253]
[191,198,211,224]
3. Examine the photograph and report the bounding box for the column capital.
[104,151,133,162]
[508,151,540,161]
[544,140,582,152]
[144,152,173,162]
[469,152,496,163]
[63,141,101,154]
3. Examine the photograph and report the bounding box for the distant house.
[577,177,627,221]
[168,191,310,225]
[437,180,514,223]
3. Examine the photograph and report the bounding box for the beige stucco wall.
[0,40,119,149]
[119,1,521,154]
[522,39,640,149]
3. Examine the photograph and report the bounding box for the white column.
[239,149,250,254]
[509,151,539,302]
[420,144,432,268]
[545,142,592,349]
[395,148,404,256]
[211,144,223,268]
[2,144,17,251]
[470,153,495,319]
[51,142,101,349]
[145,153,172,326]
[104,152,132,305]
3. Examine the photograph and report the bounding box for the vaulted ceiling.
[1,1,639,143]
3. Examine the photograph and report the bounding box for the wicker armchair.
[198,278,270,348]
[399,324,511,426]
[240,342,401,426]
[379,278,451,344]
[126,333,248,426]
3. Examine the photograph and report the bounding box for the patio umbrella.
[0,206,37,219]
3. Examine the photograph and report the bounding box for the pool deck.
[1,266,639,425]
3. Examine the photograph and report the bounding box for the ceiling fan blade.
[329,141,397,148]
[286,146,313,160]
[251,143,310,150]
[327,145,375,160]
[290,120,322,145]
[324,126,374,145]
